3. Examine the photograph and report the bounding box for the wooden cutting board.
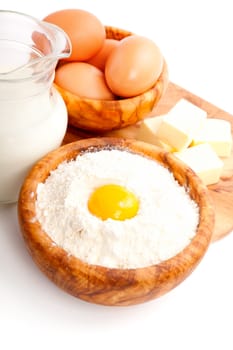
[63,81,233,242]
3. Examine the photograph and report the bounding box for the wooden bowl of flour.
[18,137,214,306]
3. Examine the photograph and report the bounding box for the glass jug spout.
[0,10,71,80]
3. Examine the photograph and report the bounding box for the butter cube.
[192,118,232,157]
[138,116,174,151]
[156,99,207,151]
[174,143,224,186]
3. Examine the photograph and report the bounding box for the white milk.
[0,84,68,203]
[0,10,71,203]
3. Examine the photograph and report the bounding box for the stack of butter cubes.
[138,99,232,185]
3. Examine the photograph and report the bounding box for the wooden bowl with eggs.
[54,26,169,132]
[18,137,214,306]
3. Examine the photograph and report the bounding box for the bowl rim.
[55,59,168,105]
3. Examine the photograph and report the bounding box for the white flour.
[35,148,199,269]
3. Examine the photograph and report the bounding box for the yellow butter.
[174,143,224,186]
[192,118,232,157]
[156,99,207,151]
[137,116,174,151]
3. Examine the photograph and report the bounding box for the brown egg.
[43,9,106,61]
[105,35,163,97]
[55,62,115,100]
[87,39,119,71]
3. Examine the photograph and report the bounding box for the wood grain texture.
[18,138,214,306]
[63,82,233,242]
[54,26,169,132]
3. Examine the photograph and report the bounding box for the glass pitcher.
[0,10,71,204]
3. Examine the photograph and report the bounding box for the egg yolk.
[88,184,139,221]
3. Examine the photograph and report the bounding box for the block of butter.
[137,116,174,151]
[156,99,207,151]
[174,143,224,186]
[192,118,232,157]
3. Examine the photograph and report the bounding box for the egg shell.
[87,39,119,71]
[43,9,106,61]
[55,62,115,100]
[105,35,164,98]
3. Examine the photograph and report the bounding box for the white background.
[1,1,233,349]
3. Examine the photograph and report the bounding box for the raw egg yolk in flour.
[88,184,139,221]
